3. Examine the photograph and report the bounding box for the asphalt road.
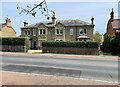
[1,55,119,83]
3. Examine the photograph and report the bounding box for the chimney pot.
[24,21,28,27]
[110,8,114,20]
[6,18,11,27]
[51,11,56,24]
[91,16,94,25]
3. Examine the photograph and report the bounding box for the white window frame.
[79,28,87,35]
[25,31,27,35]
[56,28,63,35]
[39,28,46,35]
[55,39,63,41]
[70,29,73,35]
[33,30,36,36]
[79,29,84,35]
[84,28,87,35]
[56,29,59,35]
[25,30,31,36]
[59,29,63,35]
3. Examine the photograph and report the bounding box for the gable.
[55,22,65,28]
[38,23,46,28]
[1,26,16,34]
[112,19,120,29]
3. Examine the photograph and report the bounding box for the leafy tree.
[93,31,102,44]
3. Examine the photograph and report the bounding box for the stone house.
[104,8,120,39]
[0,18,16,37]
[21,14,94,49]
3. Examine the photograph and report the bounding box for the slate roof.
[112,19,120,30]
[0,23,6,30]
[21,19,92,29]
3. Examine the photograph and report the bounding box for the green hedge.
[42,41,99,48]
[0,37,29,46]
[0,37,29,52]
[103,32,120,54]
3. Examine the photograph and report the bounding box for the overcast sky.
[1,2,119,36]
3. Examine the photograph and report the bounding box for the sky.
[1,1,119,36]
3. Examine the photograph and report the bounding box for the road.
[1,55,119,83]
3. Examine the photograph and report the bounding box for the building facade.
[21,15,94,49]
[104,8,120,39]
[0,18,16,37]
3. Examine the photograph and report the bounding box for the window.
[28,31,31,35]
[56,29,59,35]
[70,29,73,35]
[79,28,87,35]
[84,29,87,34]
[25,31,27,35]
[43,29,45,34]
[56,29,63,35]
[60,29,63,35]
[39,29,46,35]
[25,31,30,35]
[40,30,42,35]
[60,40,63,41]
[56,40,59,41]
[33,30,36,36]
[56,39,63,41]
[79,29,84,35]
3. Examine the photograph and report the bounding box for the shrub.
[0,37,29,52]
[0,37,28,46]
[42,41,99,48]
[102,32,120,54]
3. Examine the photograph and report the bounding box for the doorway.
[33,41,37,49]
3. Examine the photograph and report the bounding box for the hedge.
[0,37,29,52]
[0,37,28,46]
[102,32,120,54]
[42,41,99,48]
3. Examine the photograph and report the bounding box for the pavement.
[1,71,117,85]
[0,52,119,85]
[0,52,119,61]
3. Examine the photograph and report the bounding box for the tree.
[93,31,102,44]
[17,0,55,20]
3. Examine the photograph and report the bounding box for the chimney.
[91,16,94,25]
[24,21,28,27]
[6,18,11,27]
[110,8,114,20]
[51,12,56,24]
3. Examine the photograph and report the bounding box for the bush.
[42,41,99,48]
[102,32,120,54]
[0,37,28,46]
[0,37,29,52]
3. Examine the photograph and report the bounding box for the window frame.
[39,29,46,35]
[79,28,87,35]
[56,28,63,35]
[70,29,74,35]
[79,29,84,35]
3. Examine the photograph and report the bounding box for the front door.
[33,41,37,49]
